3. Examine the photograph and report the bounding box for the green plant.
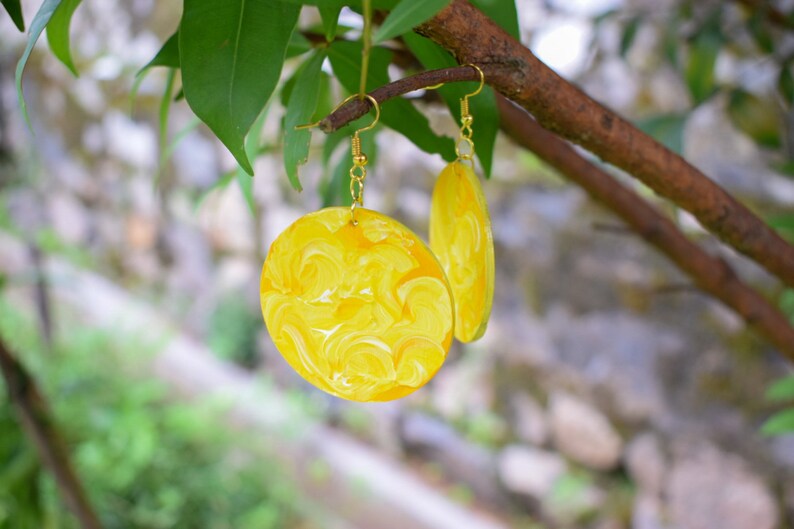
[208,294,262,368]
[761,375,794,436]
[0,298,306,528]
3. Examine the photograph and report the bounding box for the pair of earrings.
[260,65,494,402]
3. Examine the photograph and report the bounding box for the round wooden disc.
[261,207,454,402]
[430,161,495,343]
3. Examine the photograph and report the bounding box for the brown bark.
[319,66,481,132]
[496,97,794,359]
[415,0,794,289]
[0,337,103,529]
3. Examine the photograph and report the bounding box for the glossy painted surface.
[430,162,495,343]
[261,207,454,401]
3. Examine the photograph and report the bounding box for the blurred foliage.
[604,0,794,166]
[208,293,262,368]
[762,291,794,436]
[0,298,305,529]
[762,374,794,435]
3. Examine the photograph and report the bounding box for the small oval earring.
[261,95,455,402]
[429,64,495,343]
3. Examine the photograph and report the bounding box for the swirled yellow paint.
[261,207,454,402]
[430,162,495,343]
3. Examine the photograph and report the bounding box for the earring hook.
[462,63,485,99]
[295,93,380,133]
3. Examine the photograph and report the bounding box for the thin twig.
[0,337,103,529]
[28,243,53,348]
[319,66,480,132]
[417,0,794,289]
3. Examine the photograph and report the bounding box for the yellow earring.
[429,64,495,343]
[261,95,455,402]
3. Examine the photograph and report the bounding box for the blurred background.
[1,0,794,528]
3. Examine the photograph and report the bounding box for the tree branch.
[318,66,480,132]
[496,96,794,359]
[415,0,794,290]
[734,0,794,31]
[312,66,794,358]
[0,337,103,529]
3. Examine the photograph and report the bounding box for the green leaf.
[239,103,274,214]
[662,21,680,67]
[761,408,794,436]
[780,289,794,321]
[773,162,794,177]
[328,40,454,161]
[727,89,781,149]
[322,128,347,167]
[283,50,327,192]
[237,102,273,215]
[1,0,24,31]
[16,0,64,129]
[286,31,312,59]
[373,0,451,45]
[403,33,498,176]
[323,146,354,208]
[194,170,235,211]
[156,68,177,175]
[139,30,180,74]
[778,64,794,106]
[318,5,341,41]
[236,167,256,215]
[685,31,721,105]
[46,0,82,76]
[180,0,300,175]
[619,17,640,59]
[161,116,201,167]
[748,12,774,55]
[130,31,179,112]
[469,0,519,40]
[635,113,687,155]
[766,375,794,402]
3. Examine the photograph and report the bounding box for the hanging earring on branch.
[260,95,455,402]
[429,64,495,343]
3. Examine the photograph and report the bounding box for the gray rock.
[632,495,667,529]
[512,392,550,446]
[401,412,504,506]
[550,392,623,470]
[48,194,90,245]
[784,479,794,526]
[770,434,794,470]
[625,433,666,496]
[667,443,779,529]
[497,444,567,498]
[547,309,681,422]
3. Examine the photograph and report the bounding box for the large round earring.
[429,64,495,343]
[261,95,455,402]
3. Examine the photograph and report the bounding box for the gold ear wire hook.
[349,94,380,134]
[341,94,380,225]
[456,64,484,164]
[295,94,380,132]
[462,64,485,99]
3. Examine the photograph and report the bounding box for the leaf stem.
[359,0,372,97]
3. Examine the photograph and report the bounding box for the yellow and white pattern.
[430,161,495,343]
[261,207,454,402]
